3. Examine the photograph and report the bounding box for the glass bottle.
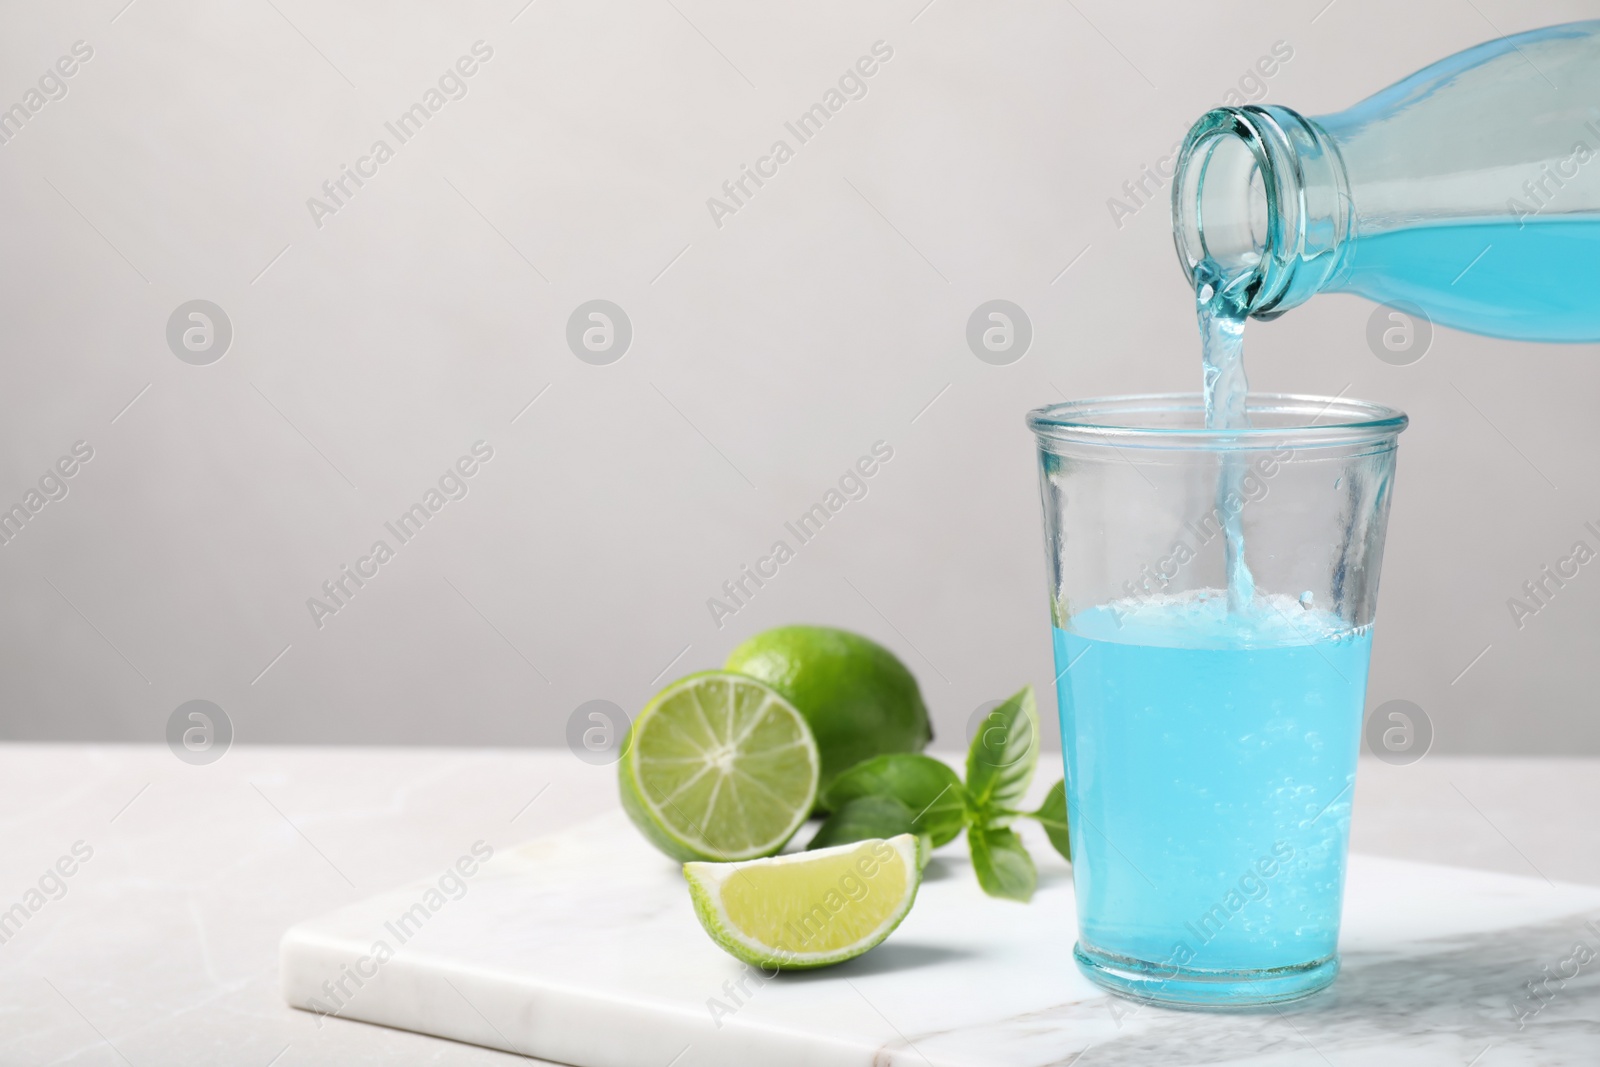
[1172,20,1600,342]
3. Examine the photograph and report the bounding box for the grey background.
[0,0,1595,753]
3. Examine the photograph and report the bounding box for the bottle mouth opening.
[1172,108,1283,313]
[1187,132,1271,273]
[1027,393,1409,452]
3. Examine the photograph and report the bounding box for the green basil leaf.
[806,795,916,850]
[1031,779,1071,861]
[966,686,1040,815]
[822,754,967,848]
[968,824,1037,902]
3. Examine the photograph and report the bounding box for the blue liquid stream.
[1195,261,1256,613]
[1337,218,1600,342]
[1053,596,1371,973]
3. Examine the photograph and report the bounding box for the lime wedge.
[685,835,922,970]
[619,672,819,863]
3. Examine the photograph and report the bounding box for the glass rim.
[1027,393,1408,451]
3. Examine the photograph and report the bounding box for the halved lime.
[685,834,922,970]
[619,671,819,863]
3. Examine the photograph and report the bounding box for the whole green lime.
[724,626,932,798]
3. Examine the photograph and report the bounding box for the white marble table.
[1,746,1597,1066]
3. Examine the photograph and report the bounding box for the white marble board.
[281,813,1600,1066]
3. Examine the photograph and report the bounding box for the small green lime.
[724,626,932,797]
[619,671,819,863]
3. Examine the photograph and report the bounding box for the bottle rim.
[1026,393,1408,452]
[1171,105,1350,320]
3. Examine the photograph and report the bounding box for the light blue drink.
[1053,591,1371,1002]
[1338,218,1600,342]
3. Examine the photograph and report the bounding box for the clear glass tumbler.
[1027,394,1406,1007]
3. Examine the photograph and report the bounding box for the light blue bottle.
[1173,21,1600,342]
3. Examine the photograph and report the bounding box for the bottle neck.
[1172,105,1353,319]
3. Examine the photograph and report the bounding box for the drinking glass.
[1028,394,1406,1006]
